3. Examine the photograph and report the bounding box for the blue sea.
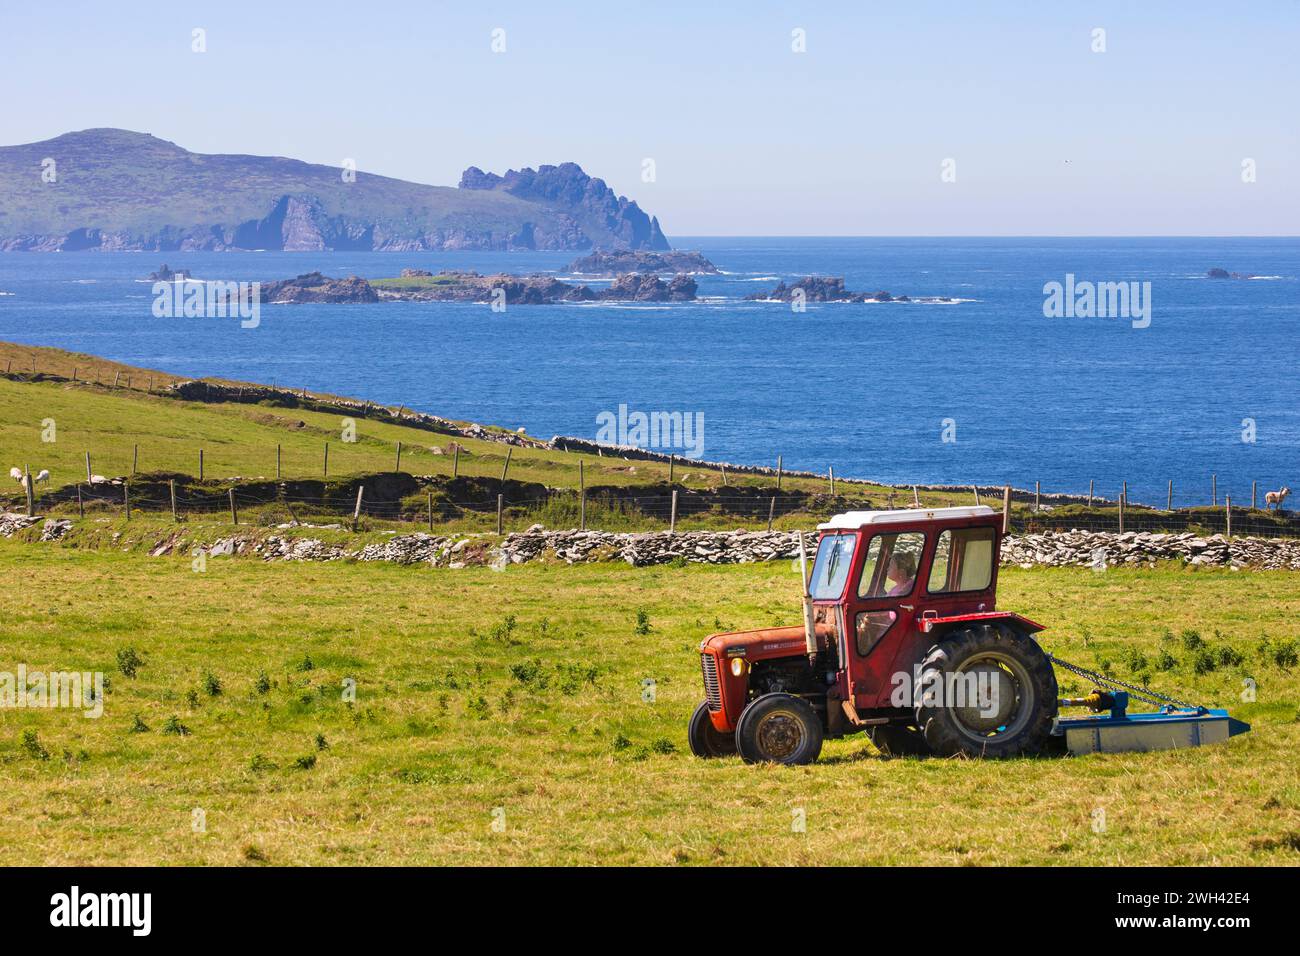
[1,237,1296,505]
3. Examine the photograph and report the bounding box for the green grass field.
[2,343,1297,866]
[1,541,1297,866]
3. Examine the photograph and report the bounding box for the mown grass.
[1,540,1296,866]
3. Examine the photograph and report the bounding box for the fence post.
[721,463,728,487]
[229,488,238,525]
[24,465,34,517]
[500,447,512,484]
[496,493,504,535]
[912,485,920,507]
[1168,480,1173,511]
[124,481,131,521]
[276,444,281,479]
[767,495,776,532]
[132,444,138,476]
[395,441,402,473]
[323,442,329,478]
[776,455,782,490]
[669,454,675,485]
[829,466,836,496]
[352,485,364,531]
[1034,481,1040,512]
[199,448,204,481]
[670,489,678,533]
[579,460,586,531]
[427,491,433,532]
[170,479,178,521]
[112,371,120,389]
[1087,479,1094,508]
[85,452,92,482]
[1118,487,1125,533]
[77,484,84,519]
[1212,473,1216,506]
[1252,481,1257,511]
[1226,496,1232,538]
[1002,485,1011,535]
[453,444,459,478]
[973,484,981,506]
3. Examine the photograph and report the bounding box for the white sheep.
[9,467,22,484]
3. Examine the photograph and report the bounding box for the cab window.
[927,527,996,594]
[809,533,855,599]
[857,532,926,599]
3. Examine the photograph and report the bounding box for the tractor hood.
[700,624,834,662]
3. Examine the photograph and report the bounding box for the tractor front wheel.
[688,701,737,758]
[735,693,823,765]
[914,623,1057,759]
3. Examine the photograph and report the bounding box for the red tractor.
[689,506,1248,764]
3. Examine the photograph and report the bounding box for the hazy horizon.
[3,0,1297,237]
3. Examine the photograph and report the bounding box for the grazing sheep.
[1265,486,1291,511]
[33,469,49,485]
[9,467,22,484]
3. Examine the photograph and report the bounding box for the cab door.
[843,526,929,706]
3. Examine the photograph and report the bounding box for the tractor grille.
[701,653,722,712]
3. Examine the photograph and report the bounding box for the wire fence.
[12,479,1300,540]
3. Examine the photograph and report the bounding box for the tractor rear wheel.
[735,693,823,765]
[869,724,932,757]
[688,701,737,758]
[914,623,1057,759]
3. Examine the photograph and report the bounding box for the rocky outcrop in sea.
[261,272,379,304]
[564,250,718,275]
[747,276,958,304]
[261,271,699,305]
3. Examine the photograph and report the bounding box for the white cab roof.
[817,505,994,531]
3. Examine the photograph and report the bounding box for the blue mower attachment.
[1053,689,1251,755]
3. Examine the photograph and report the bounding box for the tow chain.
[1046,652,1204,712]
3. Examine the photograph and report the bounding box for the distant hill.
[0,129,670,252]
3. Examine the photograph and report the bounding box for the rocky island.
[746,276,949,303]
[259,270,697,305]
[146,263,201,282]
[564,250,718,276]
[1207,267,1258,279]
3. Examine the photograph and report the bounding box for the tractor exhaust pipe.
[798,532,817,661]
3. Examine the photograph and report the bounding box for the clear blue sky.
[2,0,1296,235]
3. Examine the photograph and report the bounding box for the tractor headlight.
[730,658,746,677]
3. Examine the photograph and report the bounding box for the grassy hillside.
[0,343,975,524]
[0,129,665,250]
[1,544,1295,865]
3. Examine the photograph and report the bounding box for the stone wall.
[5,514,1298,571]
